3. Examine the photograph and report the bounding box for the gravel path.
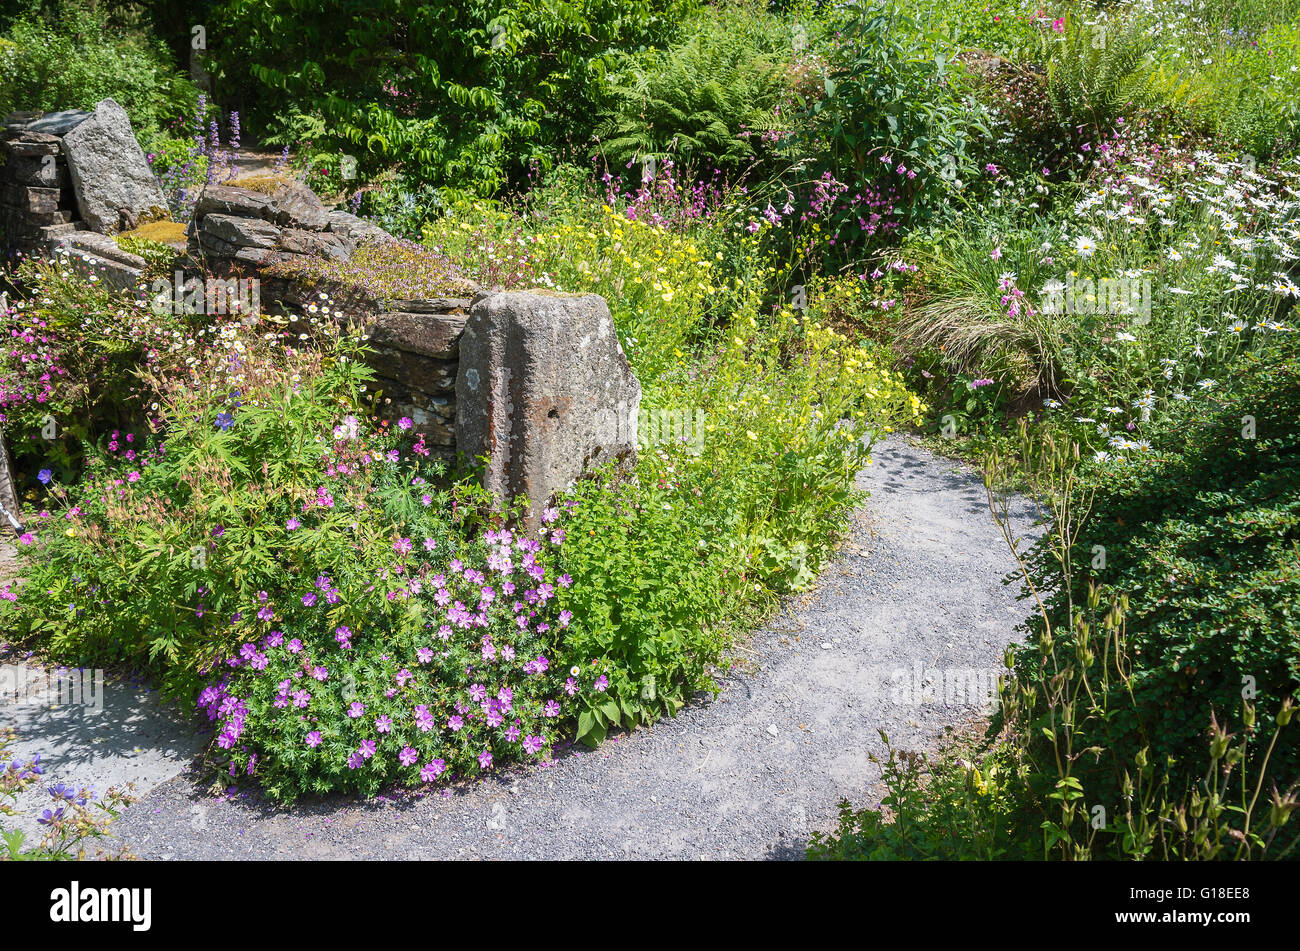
[108,437,1039,860]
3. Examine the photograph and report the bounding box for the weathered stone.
[5,154,67,188]
[197,231,242,258]
[24,110,91,136]
[193,177,331,231]
[262,178,331,231]
[3,111,42,128]
[370,347,458,393]
[194,184,274,222]
[22,222,79,242]
[370,310,468,360]
[22,208,75,226]
[2,132,61,158]
[371,377,457,445]
[0,428,21,532]
[326,210,397,252]
[2,184,66,214]
[57,231,146,268]
[54,232,145,290]
[276,227,347,259]
[230,246,297,269]
[456,291,640,526]
[60,99,167,233]
[383,297,473,314]
[201,213,281,249]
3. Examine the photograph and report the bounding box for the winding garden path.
[97,437,1038,860]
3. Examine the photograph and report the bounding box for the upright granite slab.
[456,290,640,527]
[59,98,167,233]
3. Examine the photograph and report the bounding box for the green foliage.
[1040,5,1158,142]
[208,0,694,197]
[808,738,1026,860]
[555,470,738,741]
[1024,334,1300,804]
[6,321,386,692]
[0,256,191,483]
[895,0,1044,61]
[594,2,793,177]
[1150,22,1300,157]
[900,218,1068,394]
[114,234,182,278]
[0,0,196,136]
[806,1,990,232]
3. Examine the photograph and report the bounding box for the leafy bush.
[1039,5,1158,143]
[594,2,793,178]
[901,143,1299,460]
[808,737,1026,860]
[6,316,379,685]
[554,470,739,740]
[900,218,1069,395]
[803,1,990,242]
[0,0,196,136]
[1022,333,1300,804]
[424,185,750,380]
[208,0,693,196]
[197,495,592,800]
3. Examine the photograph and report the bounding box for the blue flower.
[214,412,235,430]
[37,469,52,484]
[38,807,64,825]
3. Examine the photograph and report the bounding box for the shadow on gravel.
[764,838,807,861]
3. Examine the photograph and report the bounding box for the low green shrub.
[1023,333,1300,804]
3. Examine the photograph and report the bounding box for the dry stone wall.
[0,101,640,530]
[0,125,81,255]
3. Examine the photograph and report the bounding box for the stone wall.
[188,187,481,460]
[272,275,474,461]
[0,102,640,532]
[0,124,81,257]
[1,102,167,261]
